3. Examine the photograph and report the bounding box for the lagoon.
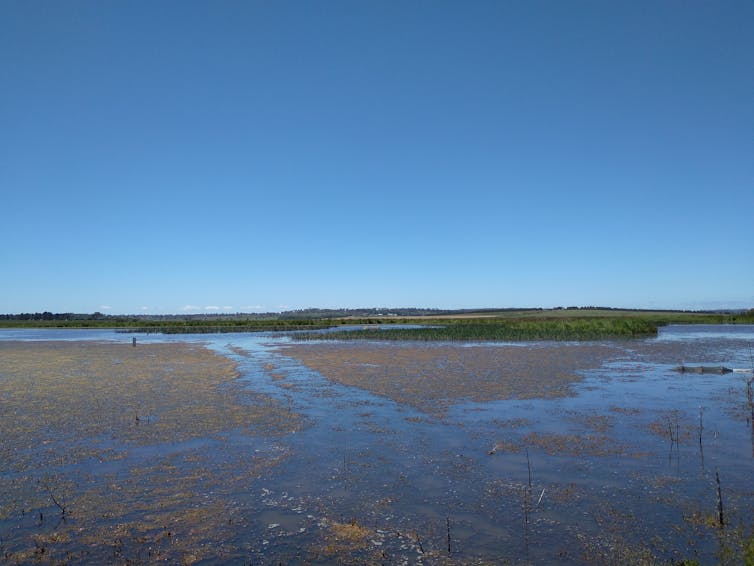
[1,325,753,563]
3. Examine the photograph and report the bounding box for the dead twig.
[39,479,66,518]
[715,468,724,528]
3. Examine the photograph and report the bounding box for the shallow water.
[1,325,753,564]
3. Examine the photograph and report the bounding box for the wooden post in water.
[715,469,724,528]
[698,406,705,469]
[446,517,452,556]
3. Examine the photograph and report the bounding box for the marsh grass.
[294,317,660,342]
[5,307,751,333]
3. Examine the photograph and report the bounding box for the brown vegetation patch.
[523,431,624,457]
[278,342,619,415]
[329,520,372,544]
[569,413,615,434]
[548,482,584,504]
[488,440,522,455]
[0,340,301,563]
[647,410,693,443]
[492,417,533,429]
[610,406,642,416]
[1,341,298,461]
[314,519,381,563]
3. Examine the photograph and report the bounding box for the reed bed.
[294,317,660,342]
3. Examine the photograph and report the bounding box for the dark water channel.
[1,325,753,564]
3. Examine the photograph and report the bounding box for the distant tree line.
[0,312,91,321]
[0,308,475,321]
[1,306,751,323]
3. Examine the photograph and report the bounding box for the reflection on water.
[658,323,754,343]
[1,326,753,564]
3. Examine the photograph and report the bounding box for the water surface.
[1,325,752,564]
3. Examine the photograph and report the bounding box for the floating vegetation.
[318,519,374,557]
[647,410,693,444]
[522,431,626,457]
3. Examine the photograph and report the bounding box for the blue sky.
[2,1,752,314]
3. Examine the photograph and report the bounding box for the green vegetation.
[295,317,662,341]
[1,307,752,340]
[291,308,754,342]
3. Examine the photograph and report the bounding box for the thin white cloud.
[181,305,201,311]
[222,306,234,311]
[205,306,220,311]
[99,305,112,310]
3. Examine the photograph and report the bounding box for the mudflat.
[0,341,299,564]
[278,341,622,415]
[2,328,753,564]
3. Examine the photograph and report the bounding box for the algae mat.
[0,341,301,564]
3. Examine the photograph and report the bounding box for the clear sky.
[2,1,752,314]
